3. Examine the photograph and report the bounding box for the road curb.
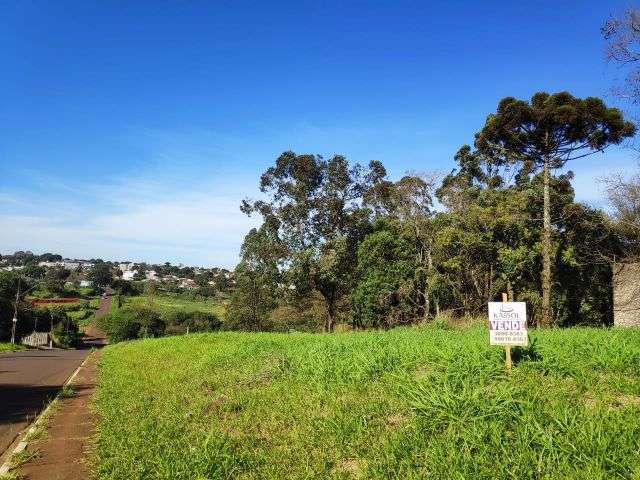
[0,350,95,476]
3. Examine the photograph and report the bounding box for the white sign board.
[488,302,528,346]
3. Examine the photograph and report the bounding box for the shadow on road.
[0,384,60,426]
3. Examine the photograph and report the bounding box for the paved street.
[0,349,89,455]
[0,295,110,456]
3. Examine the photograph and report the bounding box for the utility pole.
[10,277,21,344]
[10,276,43,344]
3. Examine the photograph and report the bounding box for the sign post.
[488,294,528,372]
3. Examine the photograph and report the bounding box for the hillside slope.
[94,327,640,479]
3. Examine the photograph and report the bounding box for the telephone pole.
[10,277,21,344]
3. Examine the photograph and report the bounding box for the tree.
[44,266,70,295]
[23,263,46,280]
[602,9,640,103]
[352,228,416,328]
[88,261,113,287]
[475,92,635,326]
[226,224,283,331]
[602,163,640,260]
[365,173,439,319]
[241,151,381,331]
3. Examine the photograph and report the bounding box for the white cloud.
[0,129,264,267]
[0,188,260,267]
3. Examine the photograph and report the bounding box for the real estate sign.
[488,302,528,346]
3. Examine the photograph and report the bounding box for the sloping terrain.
[94,327,640,479]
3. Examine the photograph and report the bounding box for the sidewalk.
[17,351,101,480]
[6,296,110,480]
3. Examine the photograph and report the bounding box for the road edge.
[0,350,95,476]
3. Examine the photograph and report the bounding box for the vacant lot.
[125,293,227,319]
[94,327,640,479]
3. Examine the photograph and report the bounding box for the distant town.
[0,250,234,291]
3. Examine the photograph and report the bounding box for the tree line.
[227,92,637,332]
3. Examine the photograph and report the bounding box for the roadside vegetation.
[95,326,640,479]
[0,342,27,352]
[98,288,227,343]
[0,269,104,347]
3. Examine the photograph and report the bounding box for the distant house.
[122,270,137,281]
[613,263,640,327]
[38,261,58,268]
[119,262,133,272]
[146,270,159,281]
[179,278,198,290]
[1,265,24,271]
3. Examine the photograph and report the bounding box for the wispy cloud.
[1,129,264,267]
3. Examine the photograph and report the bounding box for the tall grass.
[94,326,640,479]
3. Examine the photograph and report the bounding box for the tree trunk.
[423,249,433,320]
[507,279,514,302]
[541,155,553,327]
[325,301,335,333]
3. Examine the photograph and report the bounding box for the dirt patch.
[29,298,80,305]
[386,413,408,428]
[333,458,363,477]
[414,364,434,380]
[614,394,640,408]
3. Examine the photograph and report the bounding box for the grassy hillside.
[94,327,640,479]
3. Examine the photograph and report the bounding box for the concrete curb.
[0,351,95,476]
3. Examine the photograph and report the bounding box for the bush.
[135,306,165,338]
[266,297,325,332]
[98,310,139,343]
[62,299,90,312]
[97,306,166,343]
[52,318,81,348]
[99,305,223,342]
[162,310,221,334]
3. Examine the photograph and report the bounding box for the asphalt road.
[0,295,110,456]
[0,349,89,455]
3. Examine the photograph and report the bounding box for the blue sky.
[1,0,637,267]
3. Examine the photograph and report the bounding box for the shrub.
[98,307,165,343]
[162,310,221,334]
[98,307,146,343]
[52,318,81,348]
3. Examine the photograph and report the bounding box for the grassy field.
[94,326,640,479]
[29,287,102,326]
[124,293,227,319]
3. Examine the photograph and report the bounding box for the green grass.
[0,342,27,352]
[94,326,640,479]
[59,385,75,398]
[110,296,120,314]
[125,293,227,319]
[66,296,101,327]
